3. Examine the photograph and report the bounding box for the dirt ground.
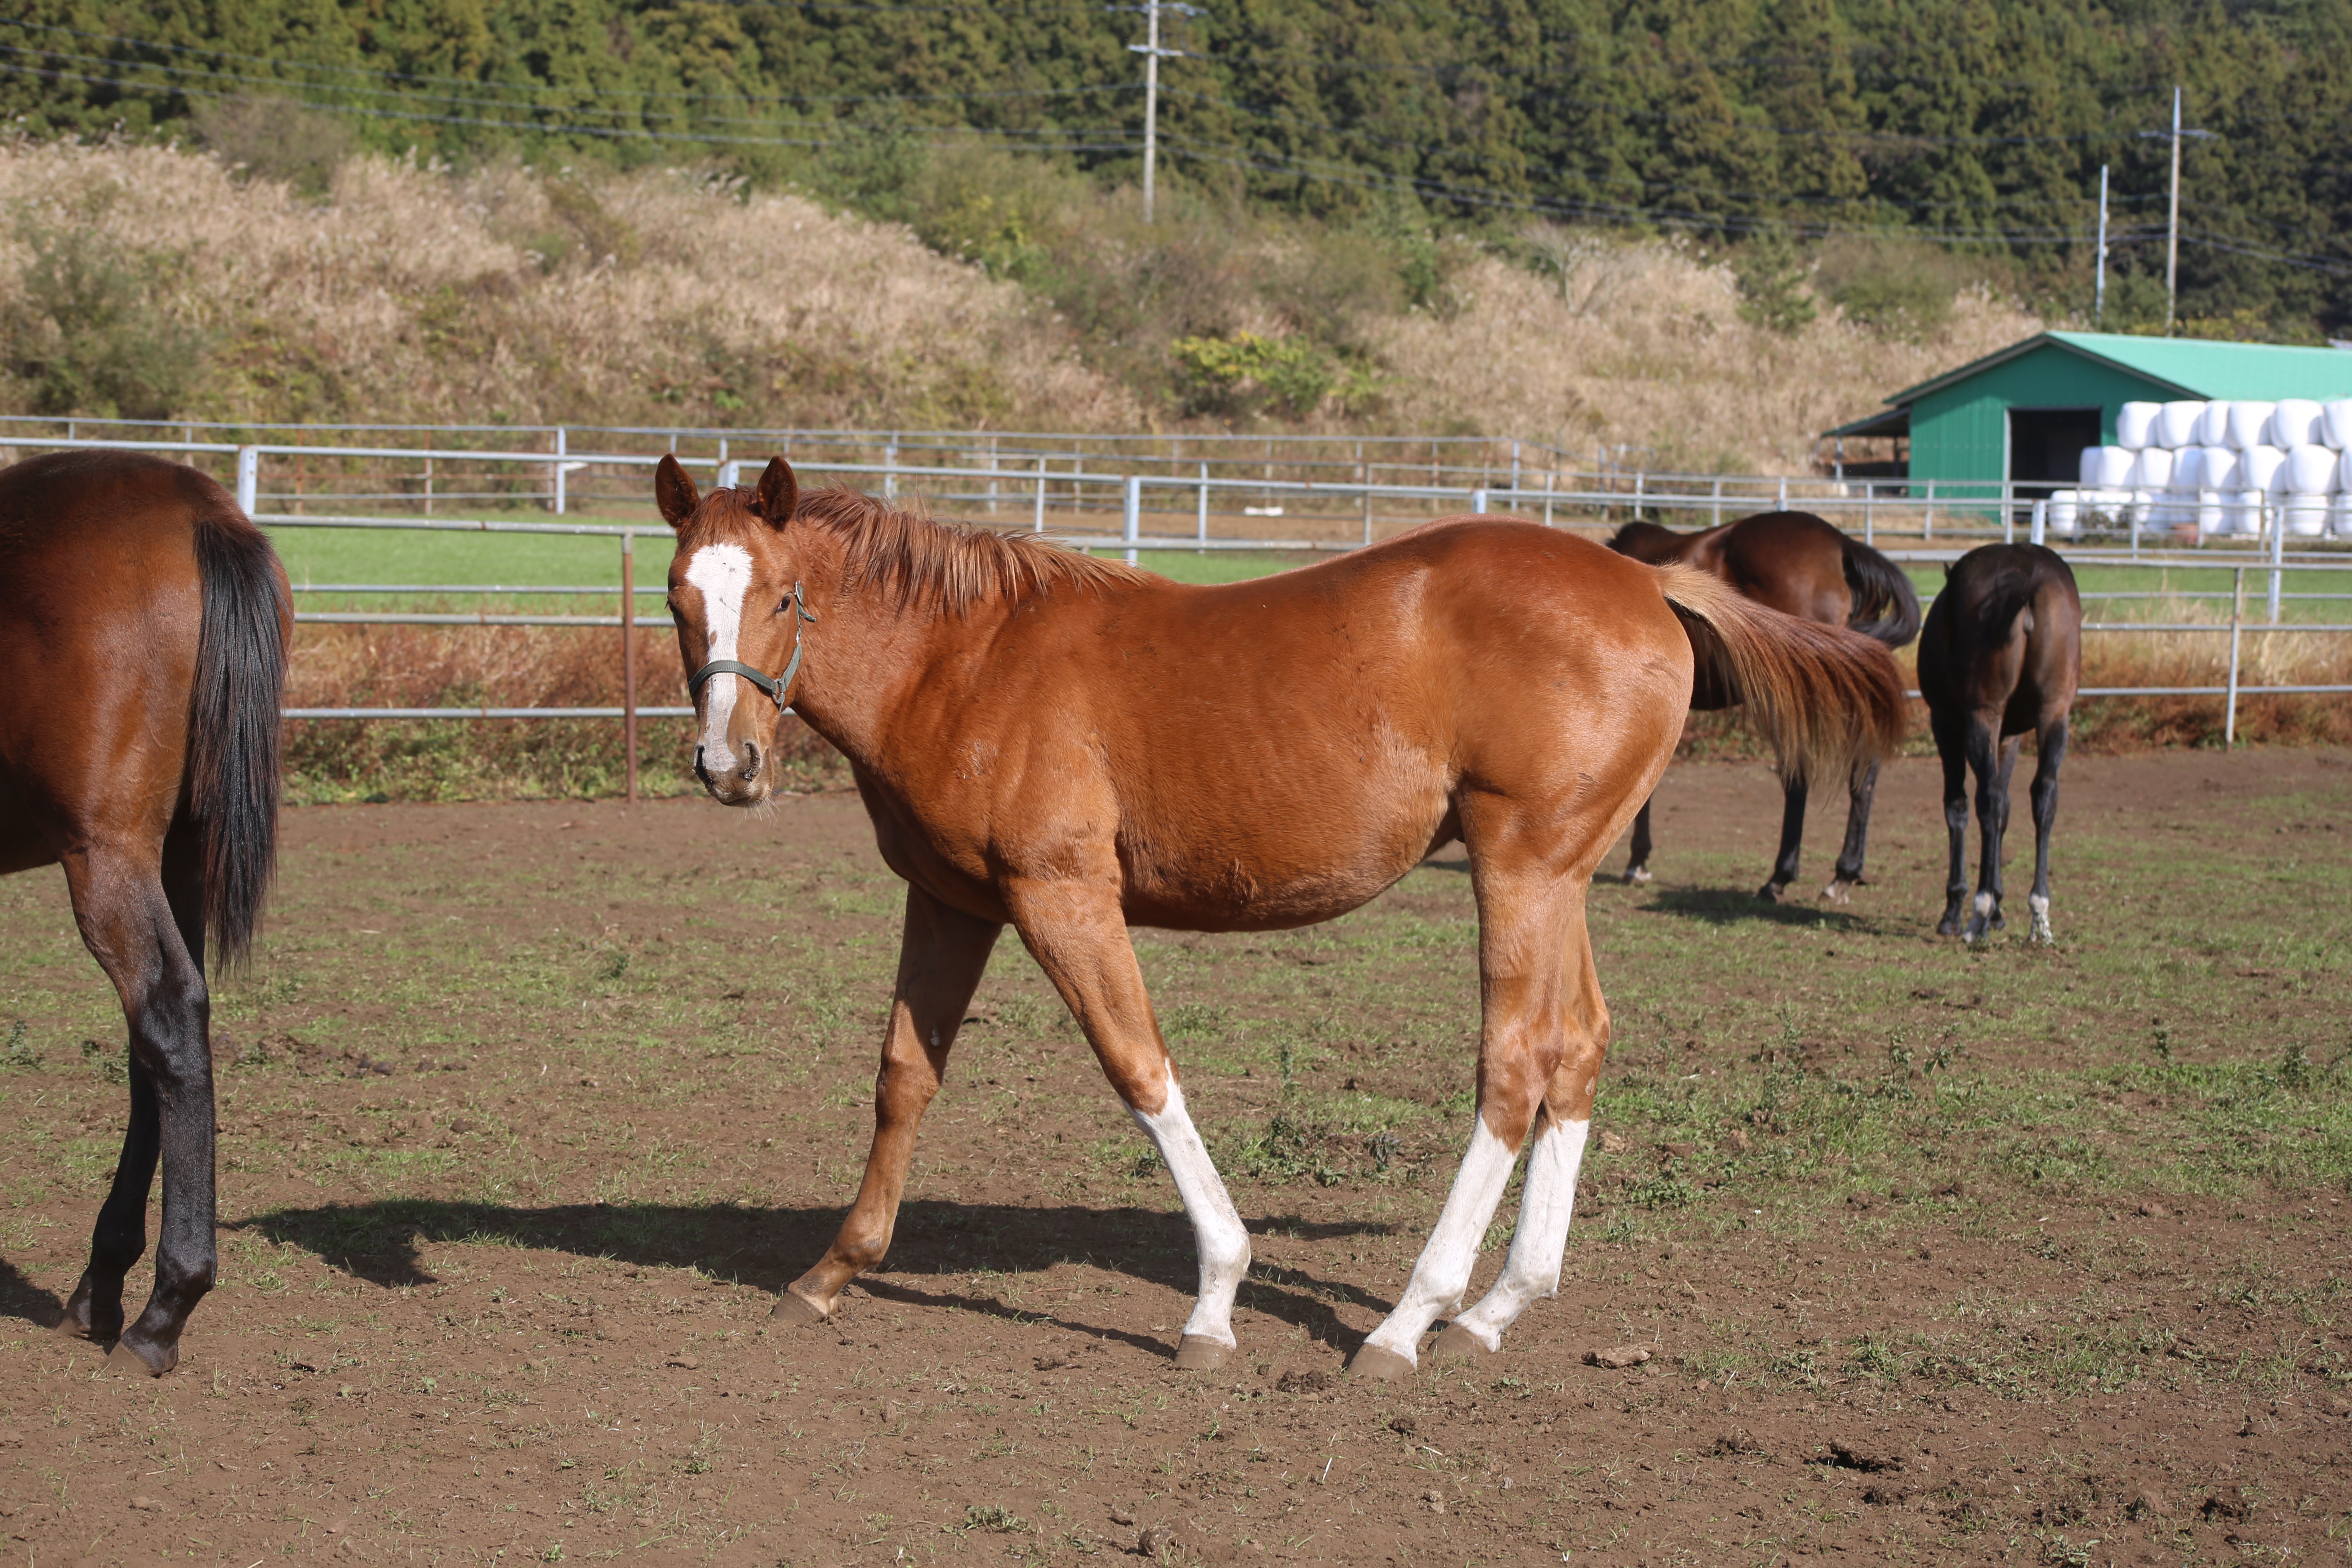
[2,748,2349,1566]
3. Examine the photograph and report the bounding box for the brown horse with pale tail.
[657,457,1902,1378]
[0,449,289,1375]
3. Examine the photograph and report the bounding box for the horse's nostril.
[741,741,761,781]
[693,746,711,786]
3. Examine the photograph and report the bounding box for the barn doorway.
[2008,406,2103,498]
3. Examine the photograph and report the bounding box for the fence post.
[1924,478,1935,539]
[1711,476,1722,526]
[2004,500,2015,545]
[1776,475,1787,512]
[552,427,567,515]
[1123,475,1142,566]
[1471,488,1489,515]
[1863,482,1874,545]
[2225,565,2244,749]
[2029,498,2046,546]
[1034,456,1047,532]
[236,445,259,515]
[717,459,740,490]
[1199,461,1211,550]
[1510,440,1521,494]
[884,436,898,501]
[1634,471,1644,521]
[2268,498,2285,621]
[621,529,639,804]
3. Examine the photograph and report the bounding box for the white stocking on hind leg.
[1351,877,1608,1380]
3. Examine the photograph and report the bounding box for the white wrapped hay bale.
[2269,399,2324,448]
[2239,444,2288,497]
[2281,494,2332,536]
[2221,401,2277,449]
[2283,443,2338,494]
[2324,399,2352,450]
[2156,401,2207,448]
[2079,446,2136,487]
[2128,446,2174,488]
[2115,402,2162,449]
[2045,490,2080,536]
[2192,447,2241,535]
[2197,402,2235,446]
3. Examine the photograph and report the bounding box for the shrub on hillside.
[1814,235,1979,343]
[0,204,209,419]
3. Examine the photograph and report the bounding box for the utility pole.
[2095,163,2109,327]
[1125,1,1200,224]
[2142,86,2216,334]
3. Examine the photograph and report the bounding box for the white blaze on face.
[685,543,756,774]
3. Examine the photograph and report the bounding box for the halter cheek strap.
[688,581,817,713]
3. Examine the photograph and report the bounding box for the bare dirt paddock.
[2,748,2349,1566]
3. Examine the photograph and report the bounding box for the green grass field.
[269,516,2352,621]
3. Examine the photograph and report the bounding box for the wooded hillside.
[4,0,2347,336]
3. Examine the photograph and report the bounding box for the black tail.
[1840,535,1923,648]
[189,510,289,972]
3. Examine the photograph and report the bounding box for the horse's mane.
[706,485,1149,614]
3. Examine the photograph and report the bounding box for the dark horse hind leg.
[2024,716,2068,943]
[1961,724,2020,943]
[1821,760,1882,903]
[1623,796,1655,884]
[57,828,216,1374]
[1932,709,1971,936]
[1758,773,1808,902]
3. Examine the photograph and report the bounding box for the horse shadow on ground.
[0,1256,63,1331]
[1637,886,1893,931]
[233,1198,1396,1357]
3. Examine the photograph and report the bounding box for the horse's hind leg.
[1822,760,1881,903]
[1432,926,1606,1361]
[1962,719,2010,942]
[1623,795,1655,884]
[1351,866,1588,1381]
[2025,716,2068,943]
[1758,772,1808,902]
[1931,708,1970,935]
[781,886,1001,1324]
[58,835,214,1374]
[1001,878,1251,1371]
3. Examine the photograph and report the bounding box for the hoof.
[106,1336,175,1377]
[1756,881,1786,904]
[1821,879,1853,904]
[1346,1343,1415,1383]
[2029,920,2054,946]
[58,1276,121,1343]
[1173,1334,1234,1372]
[770,1288,831,1326]
[1429,1324,1494,1363]
[1625,865,1653,886]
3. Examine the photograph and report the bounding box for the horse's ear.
[655,454,700,529]
[749,456,799,528]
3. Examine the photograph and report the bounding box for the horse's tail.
[188,503,290,972]
[1839,533,1923,647]
[1654,563,1906,784]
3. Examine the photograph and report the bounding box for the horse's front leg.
[1003,876,1250,1371]
[778,886,1000,1323]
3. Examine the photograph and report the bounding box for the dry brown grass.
[1373,236,2043,474]
[2,139,2047,467]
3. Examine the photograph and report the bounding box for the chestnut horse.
[0,450,288,1375]
[1608,511,1920,900]
[1918,543,2082,943]
[658,457,1900,1378]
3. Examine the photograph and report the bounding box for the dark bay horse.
[656,455,1902,1379]
[1608,511,1921,900]
[1918,543,2082,943]
[0,450,288,1374]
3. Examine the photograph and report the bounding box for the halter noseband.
[688,581,817,713]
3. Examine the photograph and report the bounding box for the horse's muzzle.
[694,739,766,804]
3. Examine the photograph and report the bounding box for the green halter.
[688,581,817,712]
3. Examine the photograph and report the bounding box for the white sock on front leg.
[1132,1084,1250,1346]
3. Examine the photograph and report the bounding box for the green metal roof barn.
[1825,332,2352,496]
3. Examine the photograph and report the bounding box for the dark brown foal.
[1918,543,2082,943]
[0,450,288,1374]
[1608,511,1922,901]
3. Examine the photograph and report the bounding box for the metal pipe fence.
[1,425,2342,797]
